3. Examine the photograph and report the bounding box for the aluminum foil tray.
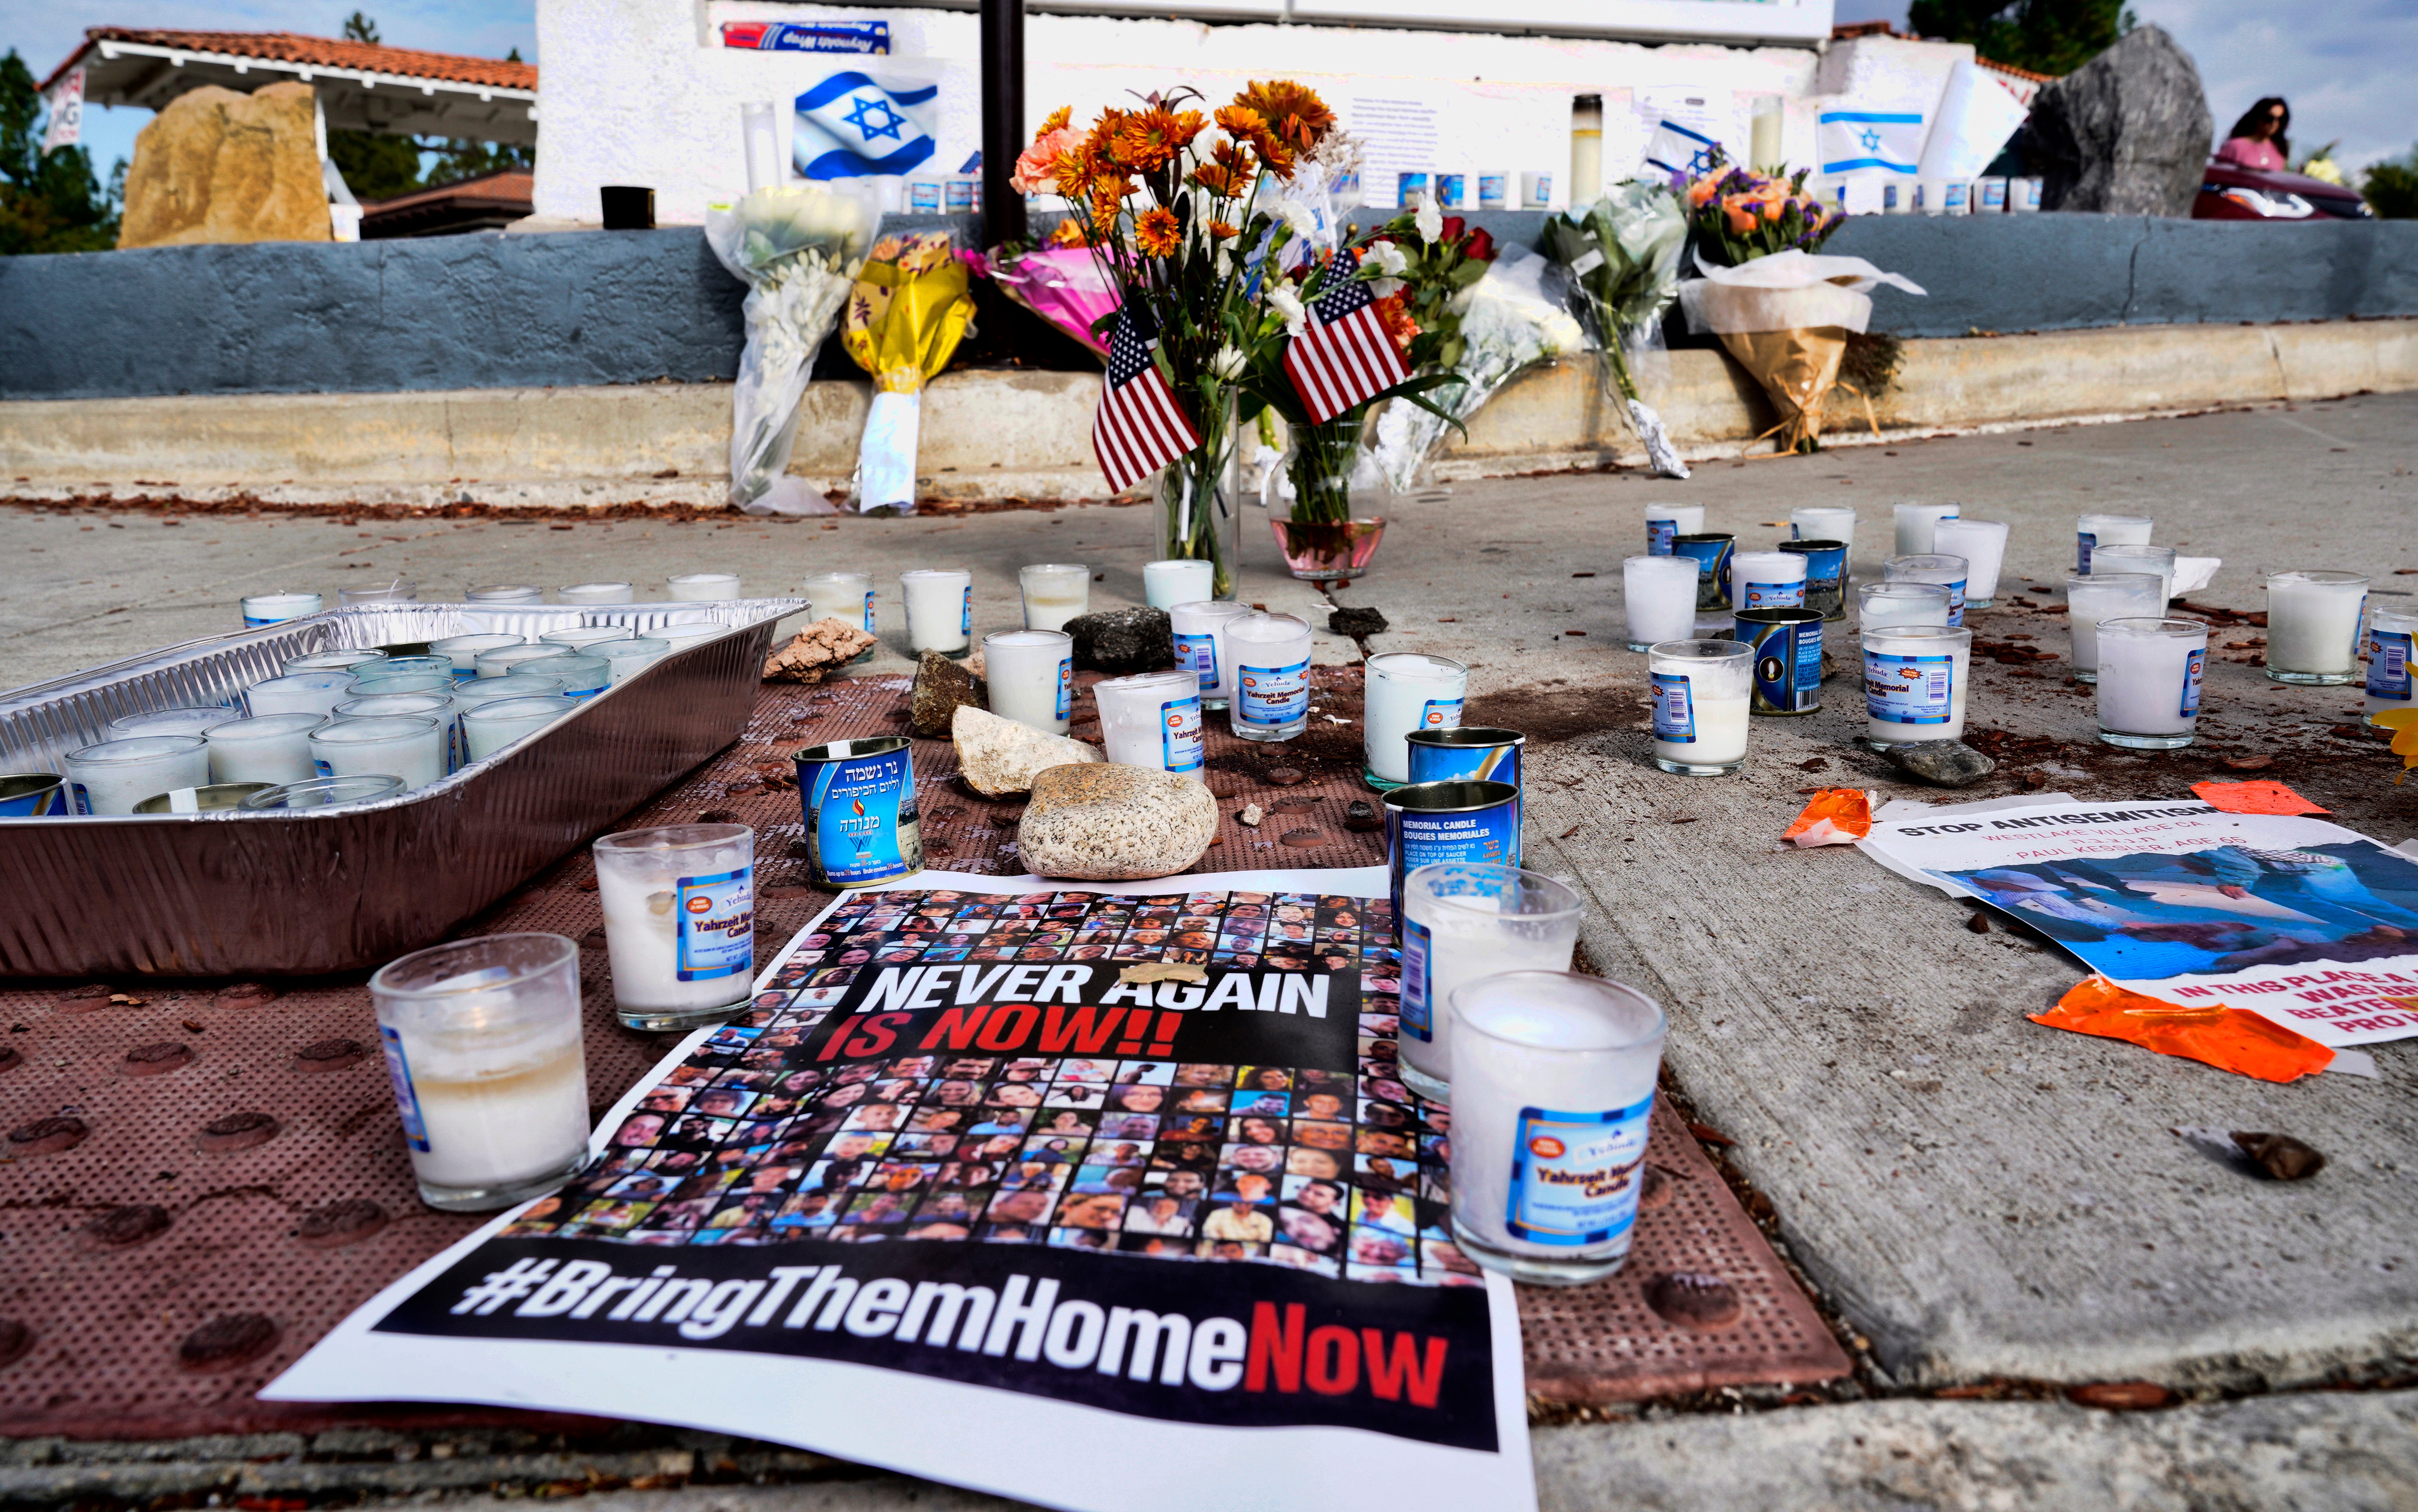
[0,600,805,979]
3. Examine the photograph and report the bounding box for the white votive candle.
[1790,505,1857,560]
[1397,865,1583,1103]
[241,591,323,627]
[669,573,741,602]
[1730,550,1808,613]
[311,715,447,789]
[541,625,636,652]
[804,571,877,642]
[2064,572,2164,682]
[983,629,1075,735]
[1932,519,2011,609]
[594,823,756,1032]
[246,671,358,719]
[1144,559,1215,610]
[1649,640,1751,775]
[349,671,455,701]
[466,584,545,605]
[109,707,237,739]
[455,680,567,747]
[902,569,974,656]
[1863,624,1971,747]
[541,655,611,700]
[559,582,637,605]
[1447,971,1666,1285]
[2096,617,2207,749]
[1623,555,1701,651]
[1857,582,1953,630]
[2368,606,2418,720]
[2075,513,2152,573]
[1020,563,1090,632]
[370,933,591,1211]
[204,712,325,785]
[285,649,387,676]
[1884,553,1971,626]
[2088,544,2175,611]
[240,774,407,810]
[1644,503,1704,556]
[1169,600,1251,710]
[63,735,210,814]
[1363,653,1467,787]
[598,636,673,685]
[1094,669,1205,781]
[2264,571,2367,685]
[477,643,573,679]
[338,693,461,771]
[339,581,418,606]
[1227,612,1316,742]
[461,695,575,761]
[1892,502,1960,556]
[430,633,525,681]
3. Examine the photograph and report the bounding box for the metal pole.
[979,0,1027,245]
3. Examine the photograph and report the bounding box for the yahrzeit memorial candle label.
[794,737,924,889]
[1227,613,1314,741]
[1863,625,1971,748]
[1168,600,1250,710]
[2369,606,2418,717]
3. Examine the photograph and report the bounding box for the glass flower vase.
[1153,407,1242,602]
[1263,415,1391,583]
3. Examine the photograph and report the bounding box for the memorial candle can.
[1669,533,1734,611]
[1383,779,1522,937]
[1779,538,1850,620]
[795,736,924,889]
[1736,607,1824,715]
[1406,726,1525,789]
[0,774,68,816]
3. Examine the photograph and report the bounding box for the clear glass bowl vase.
[1263,416,1392,583]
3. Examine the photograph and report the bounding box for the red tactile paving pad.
[0,671,1843,1438]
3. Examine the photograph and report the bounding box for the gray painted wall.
[4,212,2412,403]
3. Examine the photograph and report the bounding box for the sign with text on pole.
[265,866,1535,1512]
[1857,795,2418,1048]
[41,67,83,156]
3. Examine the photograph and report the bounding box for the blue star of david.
[1689,146,1717,173]
[1859,127,1883,152]
[843,95,906,143]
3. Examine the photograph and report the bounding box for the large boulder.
[119,82,332,249]
[2027,26,2212,217]
[1018,764,1217,880]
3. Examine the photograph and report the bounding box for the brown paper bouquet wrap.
[1677,250,1924,455]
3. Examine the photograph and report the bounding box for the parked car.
[2194,161,2375,220]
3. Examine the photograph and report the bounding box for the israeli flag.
[1643,118,1724,179]
[794,71,939,179]
[1819,110,1925,177]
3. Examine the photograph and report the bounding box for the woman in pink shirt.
[2215,97,2290,171]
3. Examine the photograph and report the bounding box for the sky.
[10,0,2412,182]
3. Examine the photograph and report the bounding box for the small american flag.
[1282,269,1408,424]
[1091,302,1201,494]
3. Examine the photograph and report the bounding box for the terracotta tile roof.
[1975,55,2058,84]
[360,168,535,213]
[67,27,535,92]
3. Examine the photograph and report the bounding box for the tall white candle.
[983,629,1075,735]
[1094,669,1204,780]
[241,591,323,627]
[2087,544,2175,611]
[462,696,575,761]
[476,644,573,679]
[2063,573,2165,681]
[598,636,674,685]
[63,735,211,814]
[1730,550,1808,612]
[1884,553,1970,626]
[109,707,238,739]
[2369,606,2418,720]
[1856,582,1953,629]
[2264,571,2367,685]
[430,633,525,681]
[370,933,591,1209]
[311,715,447,790]
[1932,519,2011,609]
[1447,971,1666,1283]
[1169,600,1251,710]
[245,671,358,719]
[466,585,545,604]
[1363,653,1467,786]
[1144,559,1215,610]
[1649,640,1751,774]
[1622,555,1700,651]
[1790,505,1857,560]
[540,625,636,652]
[1019,563,1091,632]
[1863,625,1971,746]
[2075,513,2152,573]
[1643,503,1704,556]
[2096,617,2206,748]
[1396,866,1582,1102]
[669,573,742,602]
[284,650,388,676]
[593,824,757,1031]
[204,712,325,785]
[559,582,637,604]
[1892,502,1960,556]
[902,569,974,656]
[1227,613,1315,742]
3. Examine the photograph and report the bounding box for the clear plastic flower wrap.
[1541,181,1691,476]
[1371,245,1590,494]
[705,184,877,515]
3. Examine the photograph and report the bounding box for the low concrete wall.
[7,318,2411,508]
[5,215,2416,403]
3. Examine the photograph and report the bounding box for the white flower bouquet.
[706,184,877,515]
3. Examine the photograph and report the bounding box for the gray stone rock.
[908,650,983,738]
[1882,739,1998,788]
[1018,764,1217,880]
[2029,26,2212,217]
[951,706,1103,798]
[1329,605,1389,637]
[1066,606,1175,673]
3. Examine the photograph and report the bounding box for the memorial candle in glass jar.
[2368,605,2418,721]
[1019,563,1090,632]
[460,694,575,761]
[2264,571,2367,685]
[668,573,741,602]
[467,584,545,605]
[1623,555,1700,651]
[803,570,877,664]
[1863,624,1971,747]
[1397,864,1583,1102]
[902,569,974,656]
[540,625,636,653]
[1789,505,1857,560]
[1932,519,2011,609]
[2075,513,2152,573]
[1729,550,1807,613]
[1884,553,1970,626]
[109,707,236,739]
[593,823,756,1032]
[245,671,357,719]
[1892,502,1959,556]
[1855,581,1953,630]
[2087,544,2175,611]
[2095,617,2207,749]
[1643,503,1703,556]
[430,633,524,681]
[983,630,1075,735]
[1227,612,1314,742]
[203,712,325,785]
[476,643,573,679]
[2063,572,2164,683]
[62,735,210,814]
[310,715,447,789]
[1169,600,1250,711]
[1363,653,1467,788]
[559,582,637,605]
[241,591,324,627]
[1093,669,1204,781]
[284,649,388,676]
[1144,559,1215,610]
[1648,640,1751,775]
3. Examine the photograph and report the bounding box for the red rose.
[1461,226,1497,262]
[1438,215,1466,244]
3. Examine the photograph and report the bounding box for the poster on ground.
[266,866,1535,1512]
[1858,796,2418,1047]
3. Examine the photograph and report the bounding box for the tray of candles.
[0,599,805,979]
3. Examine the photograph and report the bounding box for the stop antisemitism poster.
[266,866,1536,1512]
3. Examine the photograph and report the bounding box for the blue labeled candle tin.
[1405,727,1525,790]
[1779,538,1849,621]
[794,736,924,889]
[1383,779,1521,938]
[0,774,67,816]
[1735,608,1824,716]
[1670,533,1735,611]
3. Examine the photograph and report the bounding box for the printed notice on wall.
[1346,96,1442,210]
[1858,798,2418,1047]
[266,866,1535,1512]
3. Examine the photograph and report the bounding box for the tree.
[0,49,120,254]
[1906,0,2135,77]
[2364,146,2418,220]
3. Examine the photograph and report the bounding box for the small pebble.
[1882,739,1998,789]
[1343,800,1381,833]
[1238,804,1265,828]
